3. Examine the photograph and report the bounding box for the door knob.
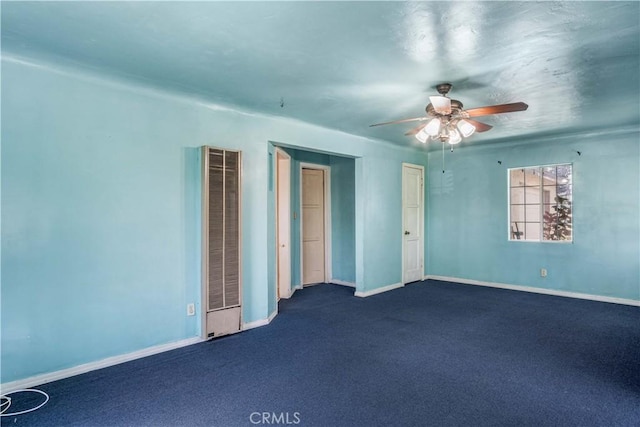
[404,231,410,235]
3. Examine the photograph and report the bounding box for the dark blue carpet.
[3,280,639,426]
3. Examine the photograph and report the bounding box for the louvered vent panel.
[224,151,240,306]
[204,146,242,339]
[208,149,225,310]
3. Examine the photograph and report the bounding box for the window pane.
[524,186,540,205]
[542,166,556,181]
[525,222,540,240]
[543,175,572,242]
[511,205,524,222]
[543,204,557,240]
[543,203,555,215]
[525,204,540,222]
[557,165,572,185]
[510,169,525,187]
[510,187,525,204]
[511,222,524,240]
[559,213,572,241]
[543,186,557,203]
[557,184,572,198]
[543,206,572,241]
[524,168,540,187]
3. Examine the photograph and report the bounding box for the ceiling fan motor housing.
[436,83,453,96]
[426,99,464,116]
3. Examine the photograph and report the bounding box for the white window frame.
[508,163,573,243]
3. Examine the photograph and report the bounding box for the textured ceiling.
[2,1,639,150]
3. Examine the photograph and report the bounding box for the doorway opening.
[271,145,356,305]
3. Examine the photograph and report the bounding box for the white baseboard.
[280,284,303,299]
[280,290,293,299]
[424,275,640,307]
[355,282,404,298]
[242,318,269,330]
[330,279,356,288]
[242,309,278,331]
[0,336,203,394]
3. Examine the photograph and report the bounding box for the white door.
[402,164,424,284]
[276,150,291,299]
[302,168,325,285]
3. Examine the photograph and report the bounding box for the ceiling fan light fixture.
[437,125,450,142]
[415,127,429,143]
[424,118,441,136]
[456,119,476,138]
[429,96,452,115]
[448,127,462,145]
[368,83,528,148]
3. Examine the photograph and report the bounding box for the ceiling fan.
[370,83,528,145]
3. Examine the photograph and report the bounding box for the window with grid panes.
[509,164,572,242]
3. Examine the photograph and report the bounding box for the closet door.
[203,147,241,338]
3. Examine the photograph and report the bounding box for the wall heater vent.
[202,147,242,338]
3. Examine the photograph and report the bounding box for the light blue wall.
[288,150,331,166]
[426,131,640,300]
[329,156,356,283]
[1,59,205,383]
[4,49,636,389]
[266,145,277,317]
[360,155,407,289]
[1,55,425,383]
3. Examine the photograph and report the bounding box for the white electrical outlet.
[540,268,547,277]
[187,303,196,316]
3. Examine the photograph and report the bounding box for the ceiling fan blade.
[404,123,426,136]
[464,118,493,132]
[465,102,529,117]
[429,96,452,115]
[369,117,426,127]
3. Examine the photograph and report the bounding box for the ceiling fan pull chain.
[442,141,445,173]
